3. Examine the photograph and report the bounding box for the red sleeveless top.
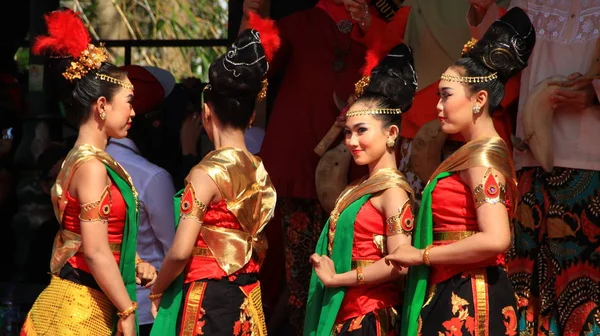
[62,182,126,273]
[184,199,261,283]
[336,201,403,323]
[430,174,507,284]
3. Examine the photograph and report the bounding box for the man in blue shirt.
[106,65,176,336]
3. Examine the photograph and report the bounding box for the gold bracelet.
[117,302,137,320]
[148,292,163,300]
[356,266,366,285]
[423,245,434,266]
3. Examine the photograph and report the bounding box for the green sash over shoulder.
[150,189,184,336]
[106,166,139,335]
[400,137,517,336]
[400,171,451,336]
[304,168,413,336]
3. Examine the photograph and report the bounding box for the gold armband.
[356,266,366,285]
[423,244,433,266]
[473,167,506,208]
[78,185,111,223]
[386,200,414,236]
[180,181,207,224]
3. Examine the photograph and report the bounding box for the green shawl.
[304,168,413,336]
[400,171,451,336]
[106,166,140,335]
[150,189,184,336]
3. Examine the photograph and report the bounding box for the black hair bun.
[208,29,268,99]
[364,43,418,112]
[464,7,536,82]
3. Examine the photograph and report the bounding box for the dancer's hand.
[385,244,424,269]
[310,254,339,287]
[136,262,157,288]
[116,313,136,336]
[150,295,162,319]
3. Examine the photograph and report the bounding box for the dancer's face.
[437,67,478,135]
[344,103,397,166]
[101,80,135,139]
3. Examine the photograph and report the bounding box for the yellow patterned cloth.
[21,276,115,336]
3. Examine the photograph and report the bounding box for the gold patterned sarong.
[21,275,115,336]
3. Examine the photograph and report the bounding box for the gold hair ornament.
[257,78,268,101]
[345,108,402,118]
[63,43,109,81]
[462,38,478,56]
[354,76,371,98]
[440,72,498,84]
[95,73,134,90]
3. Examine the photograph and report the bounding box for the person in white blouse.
[469,1,600,335]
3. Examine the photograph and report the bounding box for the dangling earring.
[100,109,107,120]
[386,138,395,148]
[472,104,481,114]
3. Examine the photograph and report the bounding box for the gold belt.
[351,260,376,268]
[191,246,214,257]
[433,231,478,242]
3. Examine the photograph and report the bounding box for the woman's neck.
[212,128,248,152]
[367,152,397,176]
[460,114,498,143]
[74,123,108,150]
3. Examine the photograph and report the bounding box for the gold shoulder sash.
[49,144,138,274]
[428,137,518,217]
[327,168,413,255]
[332,168,413,218]
[189,147,277,275]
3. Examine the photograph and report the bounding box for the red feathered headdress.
[246,12,281,100]
[32,9,90,58]
[247,12,281,63]
[33,9,109,82]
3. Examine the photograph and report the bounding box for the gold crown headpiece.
[345,108,402,118]
[63,43,108,81]
[62,43,133,90]
[440,72,498,84]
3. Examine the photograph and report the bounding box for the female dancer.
[148,16,278,336]
[385,7,536,336]
[304,43,417,336]
[22,9,156,336]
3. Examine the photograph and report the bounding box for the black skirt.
[334,306,399,336]
[176,274,267,336]
[419,266,518,336]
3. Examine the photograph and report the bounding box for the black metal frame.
[99,39,230,65]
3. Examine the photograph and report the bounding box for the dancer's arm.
[150,170,218,296]
[311,187,411,287]
[386,167,511,268]
[73,160,136,335]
